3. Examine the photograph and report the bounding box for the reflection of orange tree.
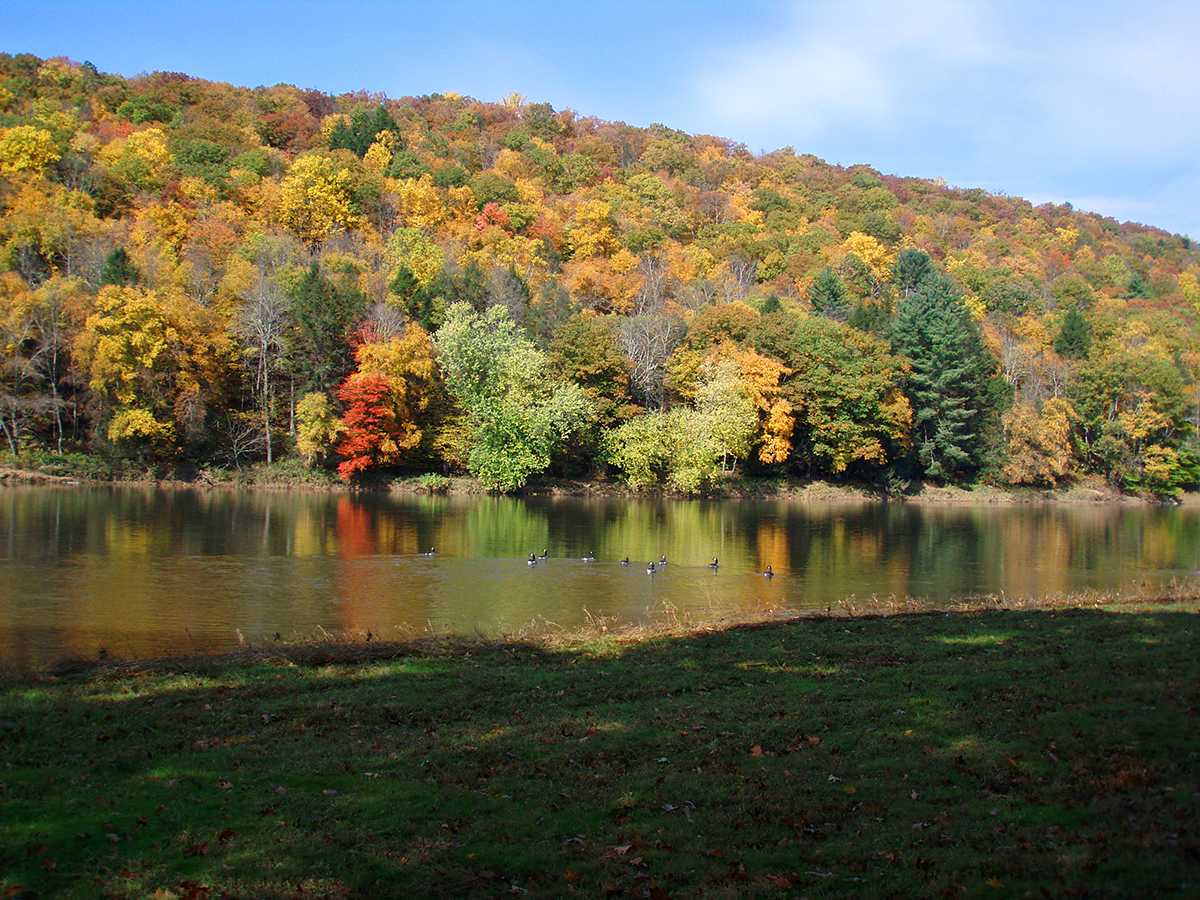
[334,497,421,558]
[755,520,790,574]
[335,497,377,559]
[331,497,398,636]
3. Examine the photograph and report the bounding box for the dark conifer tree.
[808,267,849,319]
[1053,308,1092,360]
[288,262,368,395]
[99,246,141,288]
[890,275,1009,480]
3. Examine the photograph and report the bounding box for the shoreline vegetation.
[2,456,1193,506]
[2,583,1197,898]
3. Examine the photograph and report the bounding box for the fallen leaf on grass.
[178,882,210,900]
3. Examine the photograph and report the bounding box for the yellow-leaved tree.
[567,199,621,259]
[277,155,360,251]
[98,127,173,192]
[75,285,235,459]
[830,231,894,299]
[1001,398,1076,486]
[0,125,61,177]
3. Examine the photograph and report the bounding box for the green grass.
[2,592,1198,899]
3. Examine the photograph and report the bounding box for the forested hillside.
[2,54,1198,495]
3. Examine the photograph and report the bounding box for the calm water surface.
[2,485,1198,668]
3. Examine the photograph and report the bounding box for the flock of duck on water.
[421,547,775,578]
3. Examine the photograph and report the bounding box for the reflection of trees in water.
[3,488,1199,668]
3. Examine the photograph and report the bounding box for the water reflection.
[1,486,1197,668]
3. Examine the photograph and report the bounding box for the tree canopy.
[0,54,1196,496]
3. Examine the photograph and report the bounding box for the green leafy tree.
[548,312,632,470]
[603,410,681,489]
[603,406,721,494]
[692,357,758,474]
[784,316,911,476]
[328,104,399,158]
[435,302,590,491]
[388,264,440,331]
[1071,348,1189,492]
[604,360,757,492]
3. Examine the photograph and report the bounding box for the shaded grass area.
[2,600,1198,898]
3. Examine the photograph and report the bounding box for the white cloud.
[693,0,1001,146]
[688,0,1200,233]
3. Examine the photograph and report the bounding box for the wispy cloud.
[689,0,1200,234]
[692,0,998,146]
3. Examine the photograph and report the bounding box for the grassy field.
[2,588,1198,899]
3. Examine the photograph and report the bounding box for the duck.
[708,557,720,569]
[538,548,548,559]
[620,557,630,566]
[527,553,538,565]
[762,565,774,578]
[659,555,668,566]
[581,551,595,562]
[422,547,436,556]
[646,561,656,574]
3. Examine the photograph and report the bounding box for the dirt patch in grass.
[3,586,1198,899]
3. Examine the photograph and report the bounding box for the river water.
[2,485,1197,669]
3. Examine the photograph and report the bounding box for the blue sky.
[8,0,1200,237]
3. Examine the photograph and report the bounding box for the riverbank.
[2,585,1197,899]
[0,455,1179,504]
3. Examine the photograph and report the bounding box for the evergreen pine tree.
[890,275,1008,480]
[288,262,368,395]
[99,246,141,288]
[808,267,849,319]
[892,248,935,297]
[1053,308,1092,359]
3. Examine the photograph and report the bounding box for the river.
[1,485,1197,669]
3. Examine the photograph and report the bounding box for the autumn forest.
[2,54,1198,496]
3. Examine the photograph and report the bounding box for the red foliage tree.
[335,373,405,480]
[474,201,512,234]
